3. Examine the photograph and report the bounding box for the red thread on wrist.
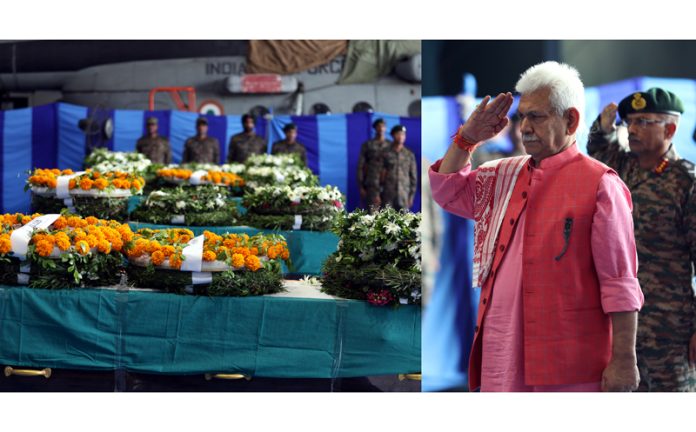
[452,125,479,152]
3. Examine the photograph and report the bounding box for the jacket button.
[499,244,505,252]
[474,325,479,333]
[509,218,515,225]
[482,298,487,305]
[522,191,528,199]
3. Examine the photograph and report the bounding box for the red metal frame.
[148,87,197,112]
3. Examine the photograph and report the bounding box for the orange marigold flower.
[203,250,217,262]
[92,171,101,179]
[53,216,68,230]
[131,179,142,190]
[250,247,259,256]
[179,234,191,243]
[267,245,279,260]
[85,216,99,225]
[97,240,111,254]
[85,235,98,248]
[55,236,71,252]
[79,178,94,190]
[35,239,54,257]
[161,245,175,258]
[47,177,58,188]
[0,235,11,255]
[94,178,108,190]
[151,250,165,266]
[281,249,290,260]
[75,240,90,255]
[245,255,262,272]
[62,169,74,175]
[231,253,245,268]
[169,253,183,270]
[146,240,161,253]
[111,238,123,252]
[69,179,77,189]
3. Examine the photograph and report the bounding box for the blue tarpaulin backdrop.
[421,76,696,391]
[0,103,421,214]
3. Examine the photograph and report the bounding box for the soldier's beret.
[283,123,297,132]
[618,87,684,119]
[391,125,406,135]
[146,117,158,125]
[372,118,385,128]
[196,117,209,126]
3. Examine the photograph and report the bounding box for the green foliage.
[320,208,422,306]
[31,194,67,214]
[242,185,344,231]
[126,264,284,297]
[130,185,239,226]
[243,214,335,232]
[72,196,129,221]
[22,249,124,289]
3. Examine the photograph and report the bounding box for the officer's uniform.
[587,88,696,391]
[227,132,267,163]
[271,140,307,165]
[380,125,417,210]
[358,137,391,206]
[136,118,172,164]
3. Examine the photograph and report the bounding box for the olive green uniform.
[358,138,391,205]
[271,140,307,165]
[380,145,418,210]
[227,132,267,163]
[587,116,696,391]
[182,136,220,164]
[136,135,172,164]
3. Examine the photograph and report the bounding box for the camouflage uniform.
[271,140,307,165]
[136,135,172,164]
[358,138,391,206]
[380,145,418,210]
[182,136,220,164]
[587,116,696,391]
[227,132,267,163]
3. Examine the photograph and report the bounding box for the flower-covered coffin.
[124,228,290,296]
[321,208,421,306]
[130,185,239,226]
[0,213,134,289]
[27,168,145,220]
[242,185,345,231]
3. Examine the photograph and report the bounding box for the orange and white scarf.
[472,155,530,288]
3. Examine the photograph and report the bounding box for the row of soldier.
[135,115,306,166]
[135,115,418,211]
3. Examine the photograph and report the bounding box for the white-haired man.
[429,61,645,392]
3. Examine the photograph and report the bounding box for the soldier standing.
[587,88,696,391]
[380,125,417,210]
[358,118,391,210]
[182,117,220,164]
[271,123,307,165]
[227,114,267,163]
[136,117,172,164]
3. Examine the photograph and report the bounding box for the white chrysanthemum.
[175,201,187,209]
[385,222,401,235]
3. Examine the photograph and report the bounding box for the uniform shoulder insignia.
[675,159,696,178]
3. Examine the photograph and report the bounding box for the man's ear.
[566,108,580,135]
[665,122,677,140]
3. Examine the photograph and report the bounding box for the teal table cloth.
[0,286,421,378]
[127,222,339,276]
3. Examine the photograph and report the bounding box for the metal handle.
[204,373,251,381]
[4,366,52,379]
[398,373,421,381]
